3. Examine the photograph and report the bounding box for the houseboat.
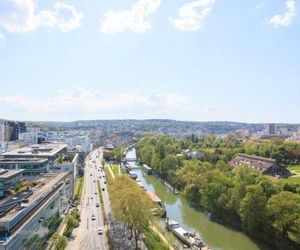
[146,191,166,217]
[165,217,210,250]
[128,171,137,180]
[142,164,153,175]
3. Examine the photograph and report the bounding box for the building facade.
[0,171,74,250]
[0,169,25,197]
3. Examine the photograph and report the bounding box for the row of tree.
[108,175,152,249]
[136,135,300,249]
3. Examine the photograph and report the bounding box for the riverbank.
[134,168,261,250]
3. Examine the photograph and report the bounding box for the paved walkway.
[107,165,115,179]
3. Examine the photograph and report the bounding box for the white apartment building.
[19,131,93,151]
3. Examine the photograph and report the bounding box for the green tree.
[267,191,300,238]
[109,175,152,249]
[160,155,182,179]
[239,185,267,232]
[113,147,123,162]
[199,170,233,213]
[52,233,67,250]
[230,166,258,211]
[255,176,282,198]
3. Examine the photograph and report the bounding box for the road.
[67,149,108,250]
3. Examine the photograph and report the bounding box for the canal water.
[127,149,262,250]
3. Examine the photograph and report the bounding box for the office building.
[0,158,49,176]
[268,123,276,135]
[0,171,73,249]
[0,144,68,175]
[0,125,12,143]
[0,169,25,197]
[0,122,26,142]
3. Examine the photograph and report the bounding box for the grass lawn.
[197,148,216,153]
[287,165,300,173]
[111,164,119,176]
[144,227,169,250]
[279,176,300,185]
[74,177,84,197]
[277,165,300,185]
[104,166,113,182]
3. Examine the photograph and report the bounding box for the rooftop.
[3,143,68,158]
[0,172,67,221]
[146,191,161,203]
[230,153,276,173]
[0,169,24,179]
[0,158,48,164]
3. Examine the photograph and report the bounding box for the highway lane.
[67,150,108,250]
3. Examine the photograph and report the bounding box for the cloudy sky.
[0,0,299,122]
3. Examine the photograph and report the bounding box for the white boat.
[165,218,209,250]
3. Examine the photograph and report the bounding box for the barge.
[142,164,153,175]
[165,217,210,250]
[146,191,166,217]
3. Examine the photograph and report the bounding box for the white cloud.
[0,0,83,33]
[171,0,216,31]
[269,0,296,27]
[0,87,189,120]
[0,32,5,41]
[54,2,84,32]
[100,0,161,34]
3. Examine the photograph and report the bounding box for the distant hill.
[22,119,300,134]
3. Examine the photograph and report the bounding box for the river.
[126,149,262,250]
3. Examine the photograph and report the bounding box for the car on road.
[104,181,107,184]
[102,188,105,191]
[98,228,103,235]
[91,215,96,220]
[96,203,99,207]
[95,192,97,195]
[90,174,92,176]
[93,180,96,183]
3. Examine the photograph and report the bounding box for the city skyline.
[1,0,300,122]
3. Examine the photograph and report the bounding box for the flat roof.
[0,158,48,164]
[3,143,68,158]
[146,191,161,203]
[0,172,67,222]
[143,164,152,170]
[0,169,24,179]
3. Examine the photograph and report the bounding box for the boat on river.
[146,191,166,217]
[142,164,153,174]
[165,217,210,250]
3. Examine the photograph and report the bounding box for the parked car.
[91,215,96,220]
[98,227,103,235]
[96,203,99,207]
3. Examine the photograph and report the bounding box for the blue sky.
[0,0,299,122]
